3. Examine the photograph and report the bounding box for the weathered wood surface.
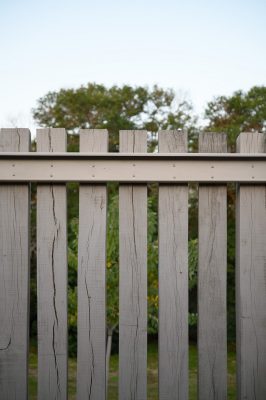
[119,130,147,400]
[0,129,30,399]
[77,129,108,400]
[198,133,227,400]
[236,132,266,399]
[158,130,188,400]
[37,128,68,399]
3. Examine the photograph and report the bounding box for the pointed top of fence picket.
[79,129,108,153]
[236,131,266,153]
[0,128,31,152]
[158,130,187,153]
[37,128,66,152]
[199,132,227,153]
[119,130,147,153]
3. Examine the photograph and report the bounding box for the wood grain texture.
[119,130,147,400]
[77,129,108,400]
[236,132,266,399]
[198,132,227,400]
[158,130,188,400]
[37,128,68,399]
[0,129,31,399]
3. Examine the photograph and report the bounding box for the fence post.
[77,129,108,400]
[37,128,68,399]
[0,129,31,399]
[119,130,147,400]
[236,132,266,399]
[158,130,188,399]
[198,132,228,399]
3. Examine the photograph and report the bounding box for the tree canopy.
[205,86,266,149]
[30,83,266,354]
[33,83,197,150]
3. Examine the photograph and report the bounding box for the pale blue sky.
[1,0,265,133]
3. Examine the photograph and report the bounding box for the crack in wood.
[52,321,61,395]
[85,275,95,400]
[0,336,11,351]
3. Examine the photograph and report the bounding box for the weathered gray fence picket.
[0,129,30,400]
[77,129,108,400]
[198,133,227,399]
[119,130,148,400]
[158,130,188,399]
[37,128,68,399]
[0,128,265,400]
[236,132,266,399]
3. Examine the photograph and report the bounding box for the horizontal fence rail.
[0,152,266,182]
[0,128,266,400]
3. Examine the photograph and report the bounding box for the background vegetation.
[30,83,266,355]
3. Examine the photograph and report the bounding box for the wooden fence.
[0,128,265,400]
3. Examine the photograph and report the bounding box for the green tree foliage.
[30,83,198,354]
[31,83,264,352]
[205,86,266,149]
[67,191,198,356]
[33,83,197,150]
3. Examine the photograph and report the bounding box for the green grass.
[29,342,236,399]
